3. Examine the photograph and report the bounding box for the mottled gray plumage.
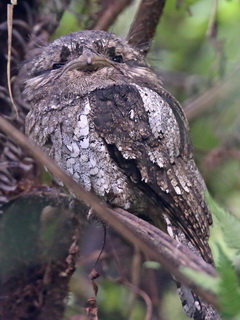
[22,30,219,319]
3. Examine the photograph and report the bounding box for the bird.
[22,30,219,319]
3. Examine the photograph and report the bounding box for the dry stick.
[110,237,152,320]
[109,242,153,320]
[127,246,143,318]
[0,115,218,308]
[121,280,152,320]
[206,0,219,39]
[7,3,19,117]
[91,0,132,31]
[127,0,166,55]
[183,74,238,121]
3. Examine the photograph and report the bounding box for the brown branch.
[109,239,151,318]
[127,247,142,317]
[204,147,240,170]
[119,279,153,320]
[127,0,166,55]
[183,72,239,121]
[91,0,133,31]
[115,208,217,278]
[0,115,219,308]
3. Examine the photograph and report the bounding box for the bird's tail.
[164,215,220,320]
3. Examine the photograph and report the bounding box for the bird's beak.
[53,49,121,80]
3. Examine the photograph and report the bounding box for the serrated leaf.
[217,247,240,316]
[207,194,240,254]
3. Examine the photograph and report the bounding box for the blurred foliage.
[217,249,240,319]
[53,0,240,319]
[182,195,240,319]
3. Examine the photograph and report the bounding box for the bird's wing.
[89,83,213,263]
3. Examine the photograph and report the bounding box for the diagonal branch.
[91,0,133,31]
[183,72,239,121]
[0,115,219,308]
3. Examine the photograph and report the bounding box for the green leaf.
[207,194,240,254]
[143,261,161,270]
[217,247,240,317]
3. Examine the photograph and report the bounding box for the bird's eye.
[52,62,65,70]
[112,55,123,63]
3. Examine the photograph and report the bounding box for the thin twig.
[109,244,153,320]
[207,0,218,39]
[183,72,239,121]
[127,246,142,318]
[122,280,153,320]
[7,3,19,117]
[91,0,133,31]
[92,224,106,270]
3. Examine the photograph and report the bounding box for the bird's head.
[22,30,160,102]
